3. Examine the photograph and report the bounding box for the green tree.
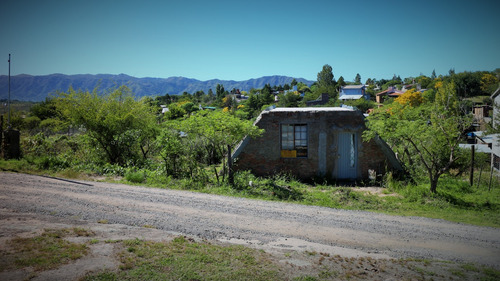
[364,82,472,193]
[314,64,337,101]
[194,90,205,103]
[56,86,158,165]
[243,93,261,118]
[181,102,199,115]
[480,73,499,94]
[175,110,264,183]
[336,76,346,90]
[222,95,234,111]
[207,89,215,100]
[22,116,41,133]
[417,75,432,89]
[216,84,225,104]
[354,73,361,84]
[261,83,274,105]
[278,92,301,107]
[155,93,175,105]
[343,98,375,112]
[164,103,187,120]
[28,96,69,134]
[180,91,192,102]
[392,74,402,83]
[451,71,483,98]
[435,81,459,110]
[317,64,335,88]
[297,82,311,93]
[30,97,62,121]
[156,127,191,178]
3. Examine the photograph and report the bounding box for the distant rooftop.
[269,107,353,112]
[342,85,365,89]
[339,94,364,100]
[459,144,492,154]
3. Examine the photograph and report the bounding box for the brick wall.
[233,108,398,180]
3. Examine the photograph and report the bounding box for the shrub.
[100,164,126,176]
[35,155,70,170]
[125,171,145,183]
[232,171,303,201]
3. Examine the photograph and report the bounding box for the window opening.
[281,124,307,158]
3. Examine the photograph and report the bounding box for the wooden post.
[489,165,494,191]
[477,164,483,189]
[227,144,234,186]
[469,145,475,186]
[3,128,20,159]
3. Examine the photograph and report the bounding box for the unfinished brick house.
[232,107,402,181]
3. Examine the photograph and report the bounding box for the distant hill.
[0,74,314,101]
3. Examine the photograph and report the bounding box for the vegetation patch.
[124,171,145,183]
[83,236,282,281]
[0,228,93,272]
[81,241,500,281]
[225,172,500,227]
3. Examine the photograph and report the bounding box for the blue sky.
[1,0,499,82]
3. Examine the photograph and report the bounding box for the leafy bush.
[232,171,303,201]
[100,164,126,176]
[35,155,70,170]
[39,118,66,134]
[56,86,158,166]
[125,171,145,184]
[342,98,376,112]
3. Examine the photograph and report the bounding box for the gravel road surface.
[1,172,499,270]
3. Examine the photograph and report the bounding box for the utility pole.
[3,54,21,160]
[8,54,11,127]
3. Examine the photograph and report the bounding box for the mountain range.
[0,73,314,102]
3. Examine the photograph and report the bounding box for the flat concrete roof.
[342,85,365,89]
[269,107,354,112]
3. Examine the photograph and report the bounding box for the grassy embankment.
[1,158,499,228]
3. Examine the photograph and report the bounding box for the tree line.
[3,64,499,192]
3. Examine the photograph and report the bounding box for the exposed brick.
[233,108,400,181]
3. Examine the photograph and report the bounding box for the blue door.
[338,132,357,179]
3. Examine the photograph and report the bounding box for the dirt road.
[1,172,499,271]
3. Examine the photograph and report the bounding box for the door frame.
[336,131,358,179]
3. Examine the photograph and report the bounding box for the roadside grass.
[80,237,500,281]
[83,236,282,281]
[205,171,500,228]
[0,228,94,272]
[1,158,500,227]
[0,158,36,174]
